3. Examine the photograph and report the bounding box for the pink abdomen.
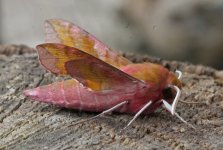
[24,79,144,112]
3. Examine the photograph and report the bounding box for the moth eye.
[163,87,173,99]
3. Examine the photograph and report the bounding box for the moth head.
[163,70,182,101]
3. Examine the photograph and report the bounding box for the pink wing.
[45,19,132,68]
[36,43,144,91]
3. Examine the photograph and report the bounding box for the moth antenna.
[175,70,182,79]
[123,101,152,130]
[162,85,181,115]
[176,70,201,105]
[174,112,196,129]
[180,100,205,104]
[68,101,128,127]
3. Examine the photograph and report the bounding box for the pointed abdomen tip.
[23,88,39,98]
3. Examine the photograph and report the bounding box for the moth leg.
[162,85,196,129]
[123,101,152,130]
[162,85,181,115]
[96,100,129,116]
[69,100,128,126]
[174,112,196,129]
[162,104,195,129]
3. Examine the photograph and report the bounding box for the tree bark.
[0,45,222,150]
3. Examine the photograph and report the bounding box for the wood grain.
[0,45,222,150]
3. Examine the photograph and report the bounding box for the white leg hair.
[175,70,182,79]
[69,100,128,127]
[123,101,152,130]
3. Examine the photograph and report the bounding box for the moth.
[24,19,192,128]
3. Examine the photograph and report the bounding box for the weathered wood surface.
[0,45,223,150]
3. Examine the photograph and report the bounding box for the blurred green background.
[0,0,222,69]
